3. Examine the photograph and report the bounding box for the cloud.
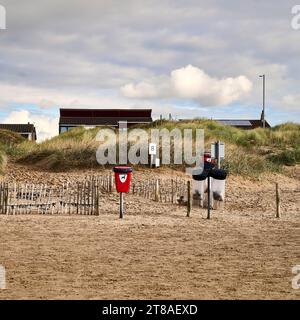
[121,65,253,106]
[282,95,300,111]
[3,110,59,142]
[0,0,299,127]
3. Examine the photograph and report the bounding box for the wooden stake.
[155,180,160,202]
[187,181,191,217]
[276,183,281,218]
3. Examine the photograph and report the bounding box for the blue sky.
[0,0,299,140]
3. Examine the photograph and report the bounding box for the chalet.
[59,108,153,134]
[0,123,37,141]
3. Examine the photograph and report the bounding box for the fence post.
[276,183,281,218]
[187,181,191,217]
[155,180,160,202]
[109,174,114,193]
[5,184,8,215]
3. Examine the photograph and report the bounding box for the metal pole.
[207,176,211,220]
[120,192,124,219]
[263,74,265,129]
[217,141,221,169]
[260,74,266,129]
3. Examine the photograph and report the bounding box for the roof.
[0,123,37,133]
[216,119,271,129]
[59,108,153,126]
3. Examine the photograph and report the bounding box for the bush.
[267,148,300,166]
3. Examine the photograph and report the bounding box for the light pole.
[259,74,266,129]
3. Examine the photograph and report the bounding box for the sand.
[0,164,299,299]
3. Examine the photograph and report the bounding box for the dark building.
[0,123,37,141]
[215,119,271,129]
[59,108,153,134]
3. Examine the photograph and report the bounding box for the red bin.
[113,166,133,193]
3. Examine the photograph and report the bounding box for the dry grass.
[7,120,300,176]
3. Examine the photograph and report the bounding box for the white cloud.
[121,65,253,106]
[3,110,59,142]
[282,95,300,112]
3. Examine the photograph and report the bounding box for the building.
[59,108,153,134]
[0,123,37,141]
[215,119,271,129]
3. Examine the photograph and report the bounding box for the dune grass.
[7,120,300,177]
[0,129,26,174]
[0,149,7,175]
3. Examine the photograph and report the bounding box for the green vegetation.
[0,120,299,177]
[267,148,300,166]
[0,129,26,174]
[0,149,7,175]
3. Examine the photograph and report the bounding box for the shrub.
[267,148,300,166]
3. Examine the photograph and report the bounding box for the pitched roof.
[0,123,37,133]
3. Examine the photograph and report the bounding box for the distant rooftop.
[0,123,37,140]
[59,108,153,133]
[0,123,36,133]
[216,119,271,129]
[178,118,271,129]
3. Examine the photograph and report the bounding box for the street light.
[259,74,266,129]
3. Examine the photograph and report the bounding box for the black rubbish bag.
[210,169,227,180]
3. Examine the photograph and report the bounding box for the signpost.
[211,141,225,169]
[113,166,132,218]
[149,143,160,168]
[192,152,227,219]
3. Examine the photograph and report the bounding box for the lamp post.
[259,74,266,129]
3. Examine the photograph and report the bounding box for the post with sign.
[192,152,227,219]
[149,143,159,168]
[211,141,225,169]
[113,166,133,218]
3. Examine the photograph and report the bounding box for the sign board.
[149,143,157,155]
[211,141,225,159]
[119,174,127,183]
[155,158,160,168]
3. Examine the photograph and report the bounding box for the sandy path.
[0,164,299,299]
[0,209,299,300]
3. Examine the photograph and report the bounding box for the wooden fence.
[131,178,188,205]
[0,178,101,215]
[0,174,190,215]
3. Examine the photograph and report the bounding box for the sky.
[0,0,299,141]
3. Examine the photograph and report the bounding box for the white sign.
[155,158,160,168]
[149,143,157,155]
[211,141,225,159]
[119,174,127,183]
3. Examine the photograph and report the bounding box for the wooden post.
[109,174,114,193]
[207,176,211,220]
[155,180,160,202]
[5,183,8,215]
[96,183,100,216]
[276,183,281,218]
[187,181,191,217]
[171,179,174,204]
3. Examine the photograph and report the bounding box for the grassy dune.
[0,129,26,174]
[1,120,299,177]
